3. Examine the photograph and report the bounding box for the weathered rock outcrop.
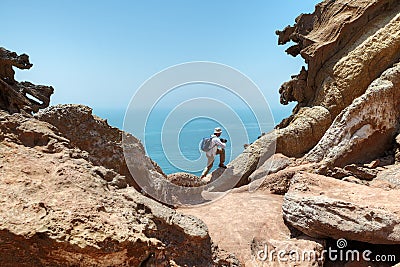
[283,172,400,245]
[248,153,294,183]
[226,0,400,186]
[0,47,53,113]
[0,112,234,266]
[176,1,400,265]
[35,104,166,191]
[226,130,278,188]
[250,163,316,195]
[166,172,207,187]
[276,0,399,107]
[370,164,400,190]
[276,0,400,155]
[305,62,400,167]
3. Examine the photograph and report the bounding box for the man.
[201,127,227,178]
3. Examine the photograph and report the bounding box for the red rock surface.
[179,187,324,266]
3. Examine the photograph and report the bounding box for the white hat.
[214,127,222,134]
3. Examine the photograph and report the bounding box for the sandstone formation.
[370,164,400,190]
[225,131,278,187]
[3,0,400,265]
[248,153,294,183]
[305,63,400,167]
[35,104,166,191]
[0,47,53,113]
[283,172,400,245]
[276,0,400,155]
[250,164,316,195]
[201,1,400,265]
[167,1,400,264]
[166,172,207,187]
[226,0,400,186]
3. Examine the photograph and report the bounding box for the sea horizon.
[94,106,293,175]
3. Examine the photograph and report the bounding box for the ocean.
[95,107,292,176]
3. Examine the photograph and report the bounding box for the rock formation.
[226,0,400,186]
[35,104,167,191]
[305,63,400,167]
[2,0,400,266]
[0,47,53,113]
[166,172,207,187]
[0,110,240,266]
[283,172,400,244]
[0,49,238,266]
[183,0,400,265]
[248,153,294,183]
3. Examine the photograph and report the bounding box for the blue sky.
[2,1,320,121]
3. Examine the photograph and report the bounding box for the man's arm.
[214,137,226,149]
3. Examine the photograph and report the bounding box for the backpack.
[200,137,213,152]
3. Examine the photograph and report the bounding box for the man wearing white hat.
[200,127,227,178]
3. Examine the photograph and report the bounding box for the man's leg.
[201,156,214,178]
[216,148,226,168]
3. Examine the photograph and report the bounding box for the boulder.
[248,163,316,195]
[283,172,400,244]
[248,153,294,182]
[370,164,400,190]
[166,172,206,187]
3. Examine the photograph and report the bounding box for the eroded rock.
[248,153,294,183]
[0,112,231,266]
[35,104,166,191]
[166,172,206,187]
[283,172,400,245]
[248,163,316,195]
[278,0,400,154]
[370,164,400,190]
[227,1,400,185]
[305,63,400,167]
[0,47,53,113]
[396,133,400,163]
